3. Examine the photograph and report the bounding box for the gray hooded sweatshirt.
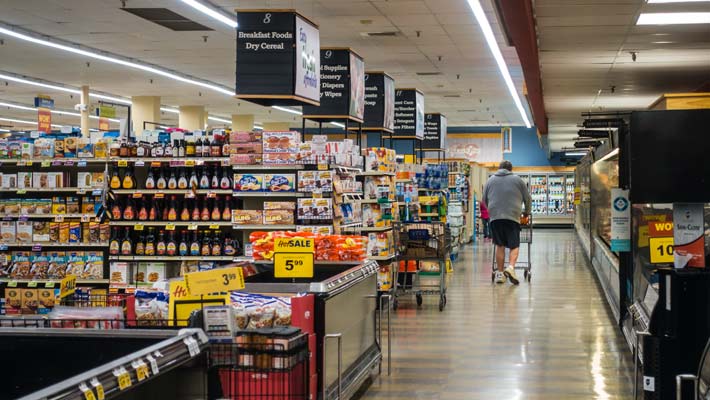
[482,169,532,223]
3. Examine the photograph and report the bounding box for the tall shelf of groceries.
[514,171,575,226]
[446,161,471,260]
[0,127,398,400]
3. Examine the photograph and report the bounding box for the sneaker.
[504,265,520,285]
[494,271,506,284]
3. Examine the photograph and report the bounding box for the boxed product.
[5,199,20,215]
[33,138,54,158]
[47,253,68,279]
[82,196,96,214]
[52,197,66,214]
[65,252,86,277]
[53,139,64,158]
[17,172,32,189]
[99,224,111,242]
[58,222,70,243]
[362,204,384,227]
[21,289,39,314]
[262,131,300,153]
[230,131,263,144]
[48,222,59,242]
[5,288,21,315]
[297,225,333,235]
[35,199,52,214]
[297,171,316,192]
[30,254,50,279]
[85,222,100,243]
[110,262,129,286]
[9,254,31,279]
[365,148,396,172]
[264,174,295,192]
[229,154,262,165]
[377,264,392,291]
[317,171,333,193]
[77,138,94,158]
[64,137,78,158]
[20,199,35,214]
[134,264,147,284]
[20,142,33,160]
[232,210,263,225]
[145,263,166,283]
[2,173,17,188]
[297,198,315,219]
[8,141,21,159]
[33,172,63,189]
[77,172,105,188]
[16,221,33,243]
[233,174,263,191]
[94,140,108,158]
[1,221,16,242]
[264,202,295,211]
[262,153,298,165]
[37,288,57,314]
[134,291,169,326]
[83,253,103,279]
[264,210,295,225]
[231,142,262,154]
[364,176,392,200]
[32,221,50,242]
[65,197,80,214]
[69,222,81,243]
[297,198,333,220]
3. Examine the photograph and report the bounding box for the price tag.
[649,237,674,264]
[117,160,128,167]
[145,355,160,375]
[52,160,63,167]
[135,161,145,167]
[184,266,244,296]
[131,359,150,382]
[25,161,34,167]
[45,281,55,288]
[19,215,28,222]
[312,192,322,198]
[206,191,217,198]
[92,189,103,196]
[165,223,175,231]
[150,162,162,168]
[221,159,230,166]
[113,367,132,390]
[32,244,42,252]
[41,160,51,168]
[78,383,96,400]
[54,215,64,222]
[195,160,205,166]
[185,160,195,167]
[90,378,105,400]
[64,160,74,167]
[16,189,27,195]
[185,192,195,199]
[77,190,86,195]
[318,164,328,171]
[209,224,220,230]
[27,281,38,288]
[7,281,18,288]
[0,244,7,251]
[187,224,198,231]
[154,192,165,199]
[81,215,90,222]
[132,192,143,198]
[134,224,144,231]
[78,160,87,168]
[274,252,314,278]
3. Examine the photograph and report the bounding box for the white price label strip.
[131,359,150,382]
[146,354,160,375]
[90,378,105,400]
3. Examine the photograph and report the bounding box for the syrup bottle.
[135,233,146,256]
[180,198,191,221]
[199,166,210,189]
[189,230,200,256]
[166,231,177,256]
[122,167,135,189]
[156,168,167,190]
[138,198,148,221]
[167,195,178,221]
[144,228,156,256]
[210,166,219,189]
[211,232,222,256]
[177,168,188,189]
[222,195,232,221]
[109,227,120,255]
[120,227,133,255]
[110,164,121,189]
[220,167,231,189]
[145,168,156,189]
[200,198,211,221]
[167,169,177,190]
[148,196,159,221]
[191,198,201,221]
[200,231,211,256]
[211,196,222,221]
[178,230,188,256]
[223,234,237,256]
[123,197,135,220]
[156,230,166,256]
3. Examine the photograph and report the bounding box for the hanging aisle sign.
[35,95,53,134]
[361,71,395,133]
[302,48,365,122]
[423,113,447,150]
[394,89,425,139]
[610,188,631,252]
[235,10,320,106]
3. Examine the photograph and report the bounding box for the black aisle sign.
[394,89,425,139]
[303,48,365,121]
[362,72,395,132]
[423,113,447,149]
[236,10,320,106]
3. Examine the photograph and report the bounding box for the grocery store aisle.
[359,230,634,400]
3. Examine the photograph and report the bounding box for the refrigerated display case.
[547,175,566,215]
[529,174,547,215]
[565,174,575,214]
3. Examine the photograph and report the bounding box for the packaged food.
[68,222,81,243]
[34,138,54,158]
[297,171,316,192]
[5,199,20,215]
[5,288,21,315]
[262,131,300,153]
[246,302,276,329]
[65,197,79,214]
[134,264,146,284]
[8,141,21,159]
[64,137,78,158]
[48,306,123,329]
[314,198,333,219]
[35,199,51,214]
[99,224,110,242]
[87,222,100,243]
[232,303,249,329]
[317,171,334,192]
[53,139,64,158]
[264,202,296,210]
[9,254,31,279]
[264,174,295,192]
[16,221,32,243]
[297,198,315,219]
[29,254,50,279]
[20,142,33,160]
[94,140,108,158]
[65,252,85,277]
[145,263,166,283]
[77,172,94,188]
[264,210,294,225]
[47,253,68,279]
[20,199,35,214]
[48,222,59,242]
[232,210,263,225]
[1,221,16,242]
[134,291,169,326]
[2,173,17,189]
[37,288,56,314]
[109,262,129,286]
[32,221,50,242]
[52,197,66,214]
[229,154,262,165]
[230,131,262,144]
[83,253,103,279]
[297,225,333,235]
[17,172,32,189]
[263,153,297,165]
[20,289,39,314]
[0,141,8,159]
[77,138,93,158]
[58,222,70,243]
[233,174,263,191]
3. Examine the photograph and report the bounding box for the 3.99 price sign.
[274,252,314,278]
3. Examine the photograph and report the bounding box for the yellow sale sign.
[167,278,229,326]
[274,252,314,278]
[185,267,245,296]
[274,238,315,253]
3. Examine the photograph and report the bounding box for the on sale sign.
[38,108,52,133]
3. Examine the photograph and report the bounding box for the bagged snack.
[246,302,276,329]
[48,306,124,329]
[134,290,169,326]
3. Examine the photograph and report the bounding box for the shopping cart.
[490,215,533,283]
[393,221,450,311]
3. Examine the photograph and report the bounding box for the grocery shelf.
[232,164,305,170]
[233,191,305,197]
[342,225,393,232]
[418,188,447,192]
[2,213,95,220]
[395,179,413,183]
[420,213,440,217]
[0,278,110,285]
[110,189,233,195]
[448,171,464,175]
[0,187,103,194]
[231,224,297,230]
[359,199,393,204]
[0,158,109,165]
[0,242,108,248]
[253,259,363,266]
[369,254,396,261]
[109,255,241,261]
[110,221,233,227]
[109,157,229,163]
[358,171,396,176]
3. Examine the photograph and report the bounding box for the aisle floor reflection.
[357,230,633,400]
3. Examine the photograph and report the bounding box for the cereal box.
[64,137,78,158]
[47,253,68,279]
[5,288,21,315]
[35,199,52,214]
[69,222,81,243]
[232,210,263,225]
[52,197,66,214]
[83,253,103,279]
[264,174,295,192]
[16,221,33,243]
[65,252,86,277]
[233,174,263,191]
[20,142,33,160]
[77,138,94,158]
[29,254,50,279]
[32,221,50,242]
[37,288,56,314]
[65,197,79,214]
[17,172,32,189]
[21,289,39,314]
[1,221,16,242]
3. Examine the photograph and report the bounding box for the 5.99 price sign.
[274,252,314,278]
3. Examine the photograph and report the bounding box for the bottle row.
[109,195,233,222]
[109,166,233,191]
[110,133,230,158]
[108,227,241,257]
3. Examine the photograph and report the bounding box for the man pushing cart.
[483,160,532,285]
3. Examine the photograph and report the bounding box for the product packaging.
[262,131,300,153]
[232,210,263,225]
[264,174,295,192]
[233,174,263,191]
[263,210,295,225]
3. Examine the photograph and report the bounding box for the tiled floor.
[358,230,634,399]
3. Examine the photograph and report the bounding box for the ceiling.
[0,0,529,132]
[535,0,710,151]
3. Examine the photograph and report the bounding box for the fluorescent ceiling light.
[0,116,63,128]
[0,73,131,104]
[466,0,532,128]
[181,0,238,28]
[564,151,588,157]
[637,12,710,24]
[160,107,180,114]
[0,129,9,132]
[208,116,231,124]
[272,106,302,115]
[0,24,235,96]
[330,122,345,128]
[253,124,264,130]
[0,101,35,111]
[0,100,119,122]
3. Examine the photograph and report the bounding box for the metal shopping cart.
[393,221,450,311]
[490,215,533,283]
